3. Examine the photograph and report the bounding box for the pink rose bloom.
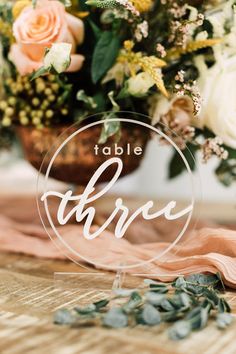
[9,0,85,75]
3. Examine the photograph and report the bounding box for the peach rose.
[9,0,84,75]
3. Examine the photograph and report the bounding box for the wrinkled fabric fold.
[0,196,235,288]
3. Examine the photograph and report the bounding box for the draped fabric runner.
[0,196,236,288]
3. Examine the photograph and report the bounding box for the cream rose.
[9,0,84,75]
[152,95,194,127]
[195,55,236,149]
[44,43,72,73]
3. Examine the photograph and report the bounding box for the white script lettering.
[41,157,193,240]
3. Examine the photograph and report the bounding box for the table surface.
[0,253,236,354]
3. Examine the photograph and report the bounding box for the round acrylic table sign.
[37,112,200,272]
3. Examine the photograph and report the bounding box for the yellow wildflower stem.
[139,56,168,97]
[167,38,223,60]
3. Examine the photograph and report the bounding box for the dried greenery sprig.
[54,273,233,341]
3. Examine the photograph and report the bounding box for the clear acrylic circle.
[36,112,201,271]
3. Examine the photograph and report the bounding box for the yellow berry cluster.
[0,18,14,44]
[0,74,70,129]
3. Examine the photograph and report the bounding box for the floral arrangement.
[0,0,236,185]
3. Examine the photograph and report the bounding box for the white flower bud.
[127,72,155,97]
[44,43,72,74]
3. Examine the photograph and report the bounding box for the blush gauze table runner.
[0,196,236,288]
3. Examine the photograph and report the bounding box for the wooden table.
[0,253,236,354]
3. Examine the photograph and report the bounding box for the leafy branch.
[54,273,233,340]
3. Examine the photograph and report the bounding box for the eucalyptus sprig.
[54,273,234,340]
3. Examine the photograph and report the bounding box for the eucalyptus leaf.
[145,292,165,306]
[74,304,96,314]
[216,272,225,291]
[160,299,175,312]
[53,274,233,340]
[203,288,219,307]
[123,291,142,314]
[142,304,161,326]
[179,293,191,309]
[218,298,231,313]
[54,309,75,325]
[149,284,169,294]
[217,313,233,329]
[186,307,208,330]
[103,308,128,328]
[162,311,183,322]
[93,299,109,311]
[168,320,191,340]
[186,274,219,287]
[113,289,137,297]
[174,276,187,289]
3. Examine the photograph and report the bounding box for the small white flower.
[127,72,155,97]
[44,43,72,74]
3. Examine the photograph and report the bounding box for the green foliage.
[98,113,121,144]
[168,144,198,179]
[215,159,236,187]
[54,273,233,341]
[103,308,128,328]
[91,31,120,84]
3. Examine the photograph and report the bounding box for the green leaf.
[145,292,166,306]
[215,159,236,187]
[149,284,169,294]
[93,299,109,311]
[103,308,128,328]
[203,288,219,307]
[160,299,175,312]
[186,307,208,330]
[113,289,137,297]
[92,31,120,84]
[77,90,98,109]
[216,313,233,329]
[142,304,161,326]
[98,113,121,144]
[123,292,142,314]
[168,320,191,340]
[218,298,231,314]
[216,272,225,291]
[174,276,187,289]
[168,144,197,179]
[30,66,48,81]
[186,274,219,287]
[74,304,96,314]
[54,309,74,325]
[88,19,102,40]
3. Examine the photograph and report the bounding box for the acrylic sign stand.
[36,113,200,293]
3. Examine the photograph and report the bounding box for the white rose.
[195,55,236,149]
[44,43,72,74]
[127,72,155,97]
